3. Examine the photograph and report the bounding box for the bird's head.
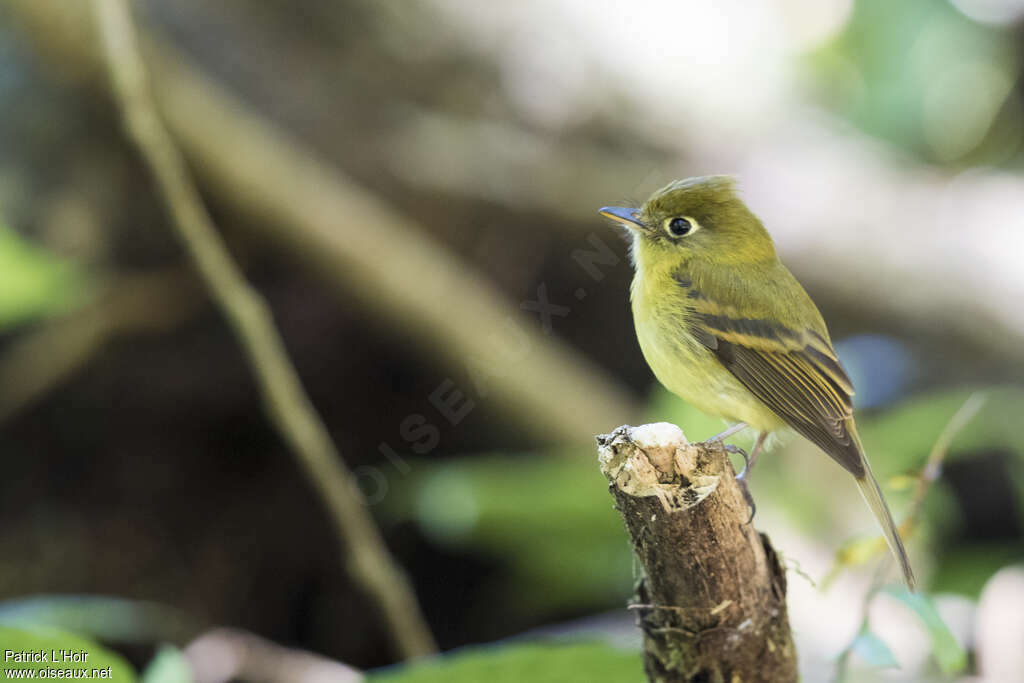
[600,176,776,269]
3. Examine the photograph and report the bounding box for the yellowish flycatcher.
[601,176,914,590]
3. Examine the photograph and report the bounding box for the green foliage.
[0,599,193,683]
[369,641,642,683]
[883,587,967,674]
[862,386,1024,476]
[808,0,1022,164]
[0,220,86,329]
[848,628,898,670]
[0,625,137,682]
[141,646,193,683]
[0,595,194,644]
[385,449,633,616]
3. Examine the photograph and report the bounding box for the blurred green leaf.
[386,449,633,616]
[849,628,899,669]
[369,641,641,683]
[0,625,137,682]
[883,587,967,674]
[0,221,86,329]
[0,595,195,644]
[142,646,193,683]
[808,0,1021,164]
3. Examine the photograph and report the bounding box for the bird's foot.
[724,444,749,474]
[723,444,756,523]
[735,470,757,524]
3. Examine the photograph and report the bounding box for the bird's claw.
[735,472,757,524]
[722,444,756,523]
[723,444,749,475]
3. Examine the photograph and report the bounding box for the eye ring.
[664,216,698,237]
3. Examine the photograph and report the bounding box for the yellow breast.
[630,264,784,433]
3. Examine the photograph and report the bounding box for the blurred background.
[1,0,1024,680]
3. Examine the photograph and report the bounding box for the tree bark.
[597,423,797,683]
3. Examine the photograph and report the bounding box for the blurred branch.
[7,0,641,445]
[185,628,364,683]
[903,392,987,529]
[383,109,665,223]
[0,267,203,423]
[597,423,796,682]
[90,0,435,660]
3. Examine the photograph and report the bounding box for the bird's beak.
[599,206,645,232]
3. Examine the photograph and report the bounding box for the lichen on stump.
[597,423,797,683]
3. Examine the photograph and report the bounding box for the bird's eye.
[664,216,698,237]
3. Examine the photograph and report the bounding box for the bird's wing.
[683,280,864,477]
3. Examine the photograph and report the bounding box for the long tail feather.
[855,463,915,591]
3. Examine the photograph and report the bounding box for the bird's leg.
[735,432,768,523]
[708,422,748,442]
[736,432,767,480]
[704,423,761,521]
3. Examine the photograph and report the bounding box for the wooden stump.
[597,423,797,683]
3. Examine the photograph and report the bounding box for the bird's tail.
[853,446,916,591]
